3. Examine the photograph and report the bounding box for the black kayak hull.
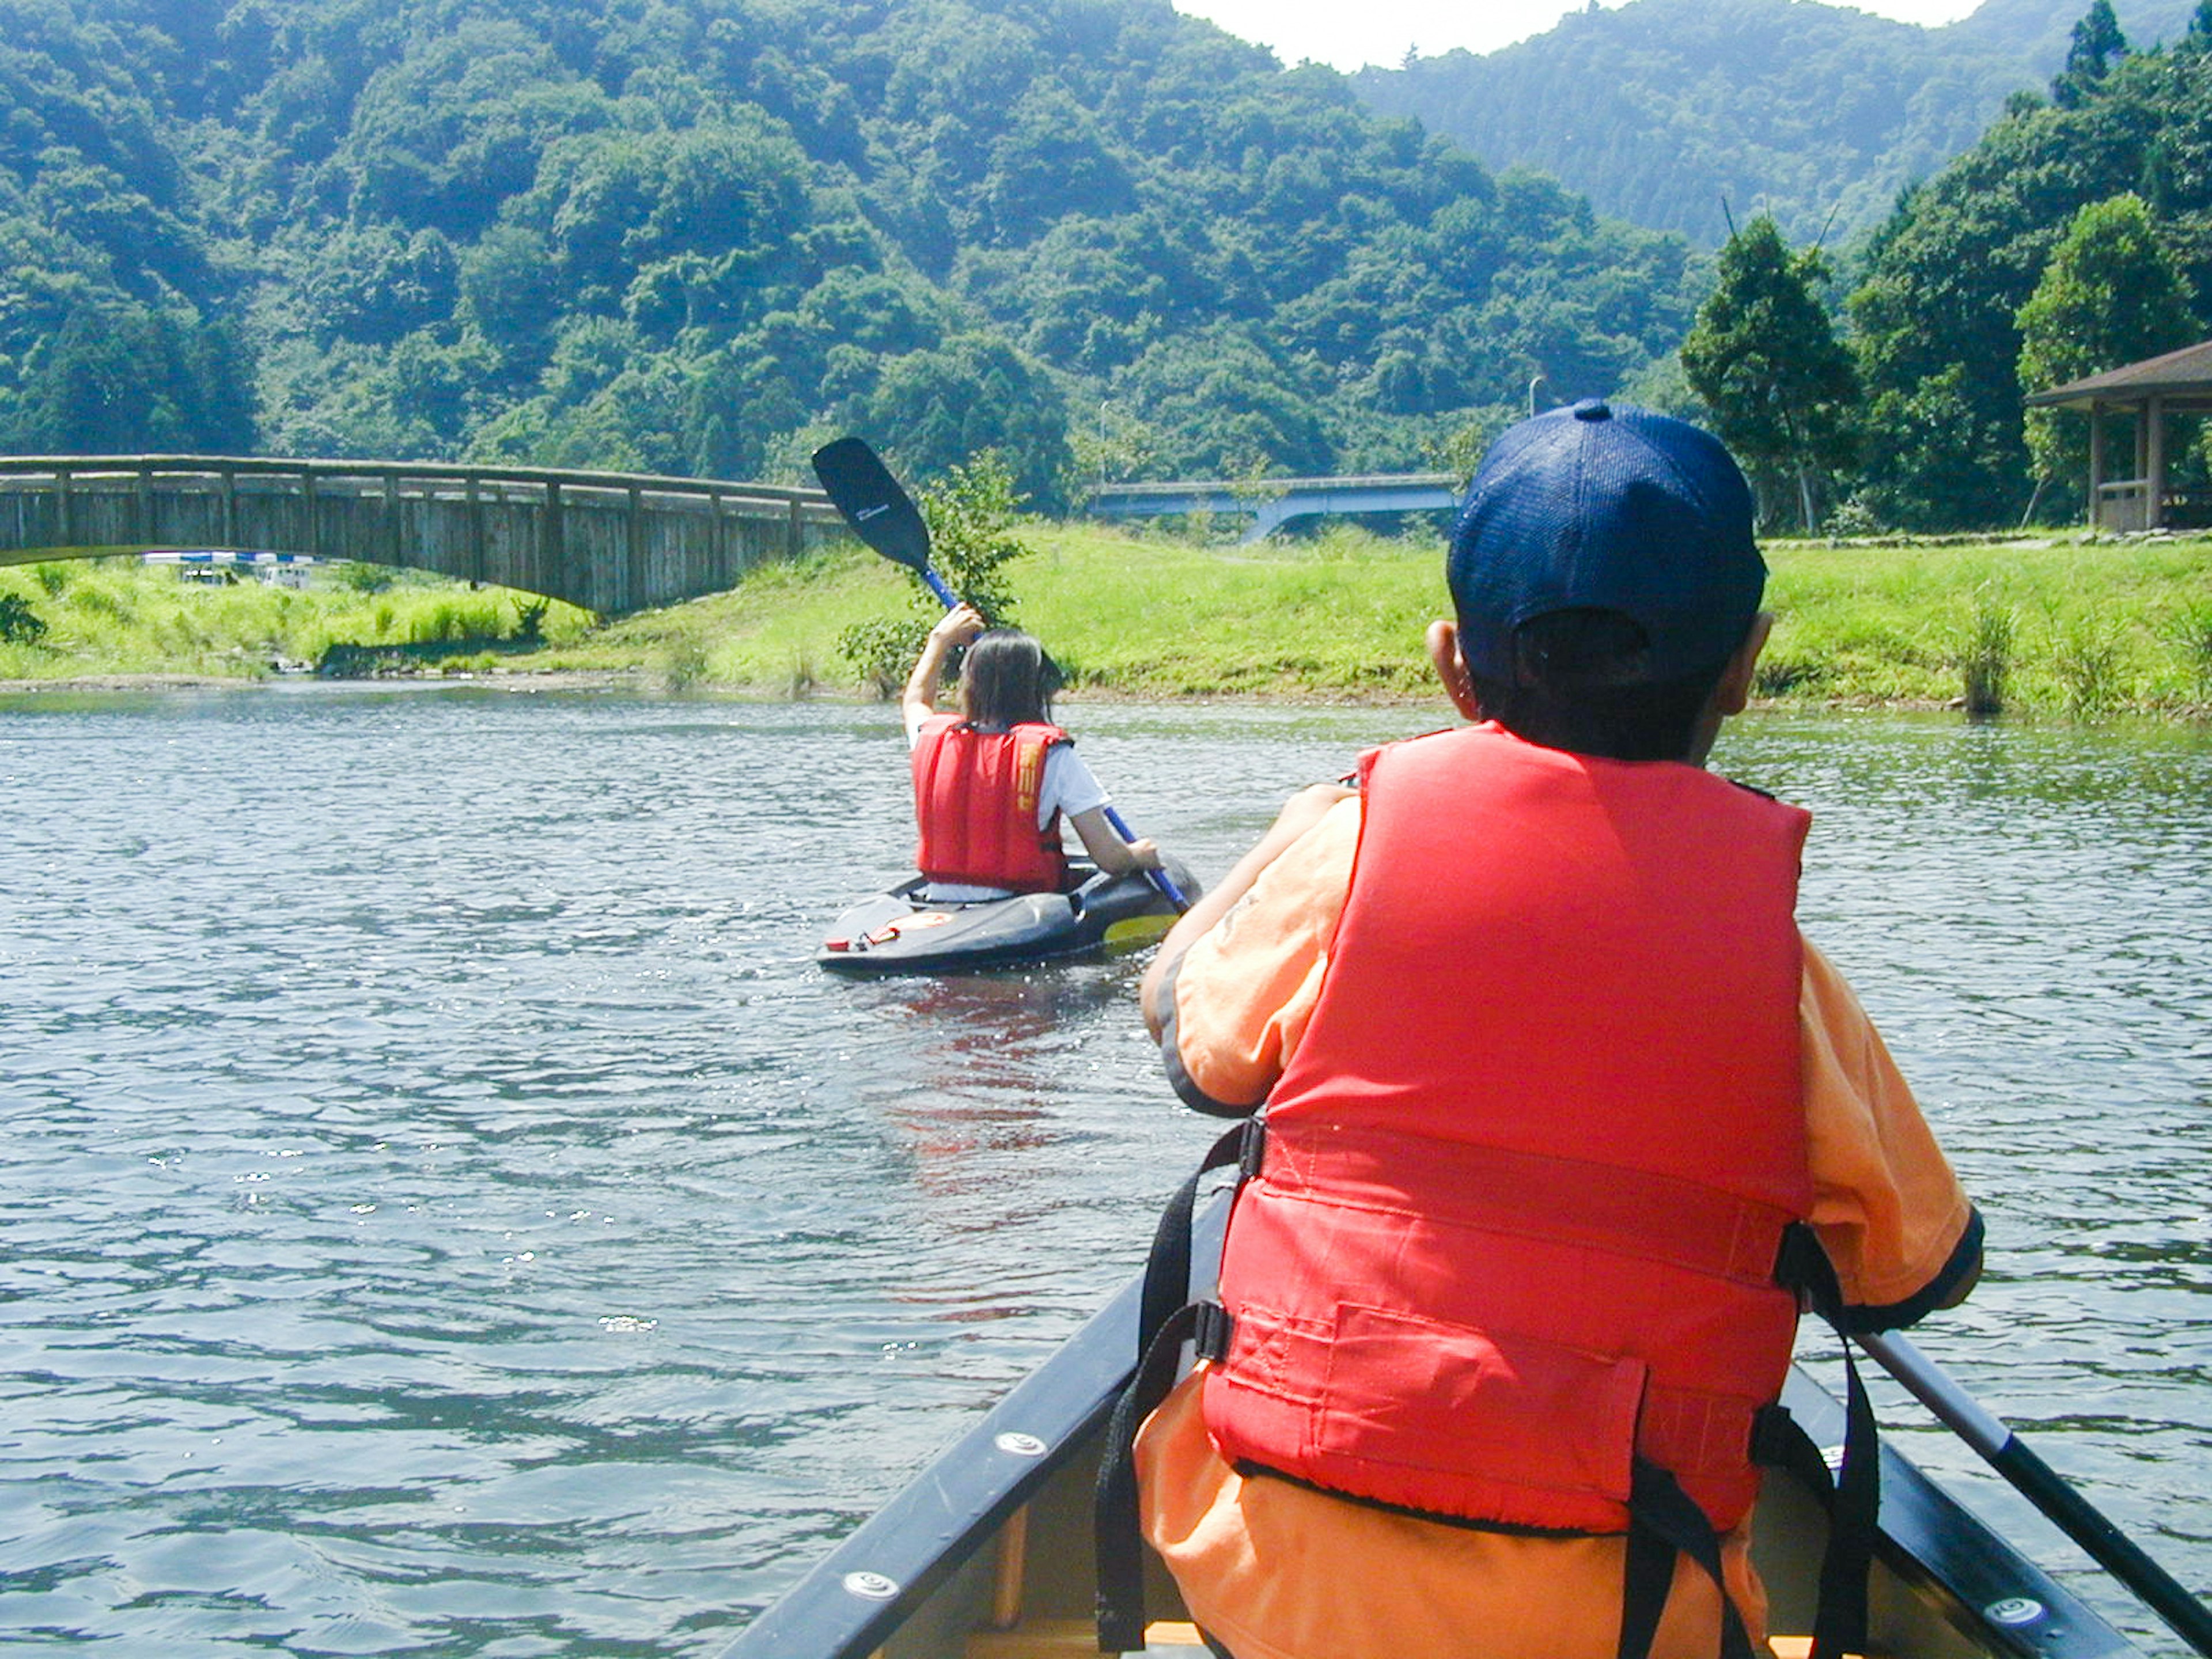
[817,859,1199,975]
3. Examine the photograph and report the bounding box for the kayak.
[719,1194,2143,1659]
[817,859,1200,975]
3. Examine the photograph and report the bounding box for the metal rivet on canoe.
[994,1431,1048,1457]
[842,1571,900,1601]
[1985,1596,2047,1627]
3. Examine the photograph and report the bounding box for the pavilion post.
[2088,402,2106,529]
[2146,395,2167,530]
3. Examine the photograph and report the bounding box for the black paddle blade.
[810,437,931,570]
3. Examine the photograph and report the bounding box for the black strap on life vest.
[1772,1220,1881,1659]
[1620,1221,1882,1659]
[1096,1140,1881,1659]
[1095,1121,1253,1653]
[1619,1457,1756,1659]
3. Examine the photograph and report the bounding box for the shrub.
[332,561,399,593]
[838,615,929,699]
[0,592,48,645]
[660,630,710,690]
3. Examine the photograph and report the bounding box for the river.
[1,685,2206,1657]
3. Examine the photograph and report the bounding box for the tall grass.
[1956,592,2015,717]
[2052,616,2128,718]
[0,556,593,681]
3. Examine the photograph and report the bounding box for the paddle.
[1861,1330,2212,1657]
[809,437,1188,912]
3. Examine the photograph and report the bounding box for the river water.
[1,686,2206,1658]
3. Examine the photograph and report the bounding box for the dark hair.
[1465,608,1729,762]
[960,628,1058,728]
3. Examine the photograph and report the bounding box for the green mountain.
[0,0,1707,507]
[1351,0,2200,247]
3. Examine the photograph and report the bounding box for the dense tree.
[2016,193,2198,508]
[5,303,257,454]
[1850,20,2212,527]
[2053,0,2129,104]
[1680,217,1858,531]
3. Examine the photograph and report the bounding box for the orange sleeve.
[1166,798,1362,1111]
[1800,940,1979,1311]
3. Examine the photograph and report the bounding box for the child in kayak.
[902,603,1162,899]
[1115,402,1983,1659]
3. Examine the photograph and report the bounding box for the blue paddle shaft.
[1104,804,1188,911]
[918,569,958,609]
[1864,1332,2212,1657]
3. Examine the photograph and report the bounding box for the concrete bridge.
[0,454,846,616]
[1088,472,1461,541]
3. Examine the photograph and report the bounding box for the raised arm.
[901,604,986,737]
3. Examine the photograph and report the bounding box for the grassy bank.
[5,524,2210,718]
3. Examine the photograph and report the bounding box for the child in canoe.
[1113,402,1983,1659]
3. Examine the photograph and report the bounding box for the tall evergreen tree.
[2015,193,2198,513]
[2053,0,2128,107]
[1679,215,1858,532]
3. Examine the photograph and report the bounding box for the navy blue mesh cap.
[1447,399,1764,684]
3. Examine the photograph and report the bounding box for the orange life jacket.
[911,713,1071,893]
[1202,722,1812,1536]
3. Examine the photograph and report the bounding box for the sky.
[1172,0,1987,73]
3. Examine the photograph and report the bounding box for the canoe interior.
[721,1198,2139,1659]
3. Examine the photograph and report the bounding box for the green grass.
[6,527,2211,719]
[0,556,596,681]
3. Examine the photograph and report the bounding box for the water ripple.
[2,693,2206,1654]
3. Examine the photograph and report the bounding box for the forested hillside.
[1353,0,2199,246]
[0,0,1704,505]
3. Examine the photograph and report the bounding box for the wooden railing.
[0,454,846,616]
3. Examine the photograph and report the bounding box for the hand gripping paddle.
[809,437,1188,912]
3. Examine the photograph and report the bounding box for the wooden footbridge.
[0,454,847,616]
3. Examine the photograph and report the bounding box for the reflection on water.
[0,688,2205,1656]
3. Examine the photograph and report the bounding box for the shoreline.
[1,668,2161,722]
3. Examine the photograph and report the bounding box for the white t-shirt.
[905,717,1112,898]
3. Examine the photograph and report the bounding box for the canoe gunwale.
[718,1196,2141,1659]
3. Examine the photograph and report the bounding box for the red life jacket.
[911,713,1071,893]
[1202,722,1812,1536]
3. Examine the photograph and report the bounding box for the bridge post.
[301,468,318,558]
[542,479,563,603]
[221,463,237,549]
[465,473,484,584]
[708,487,725,585]
[137,463,154,543]
[787,495,803,562]
[384,470,402,567]
[54,465,70,546]
[627,483,646,615]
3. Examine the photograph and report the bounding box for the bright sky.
[1174,0,1986,73]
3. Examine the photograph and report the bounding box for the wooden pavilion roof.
[2024,338,2212,408]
